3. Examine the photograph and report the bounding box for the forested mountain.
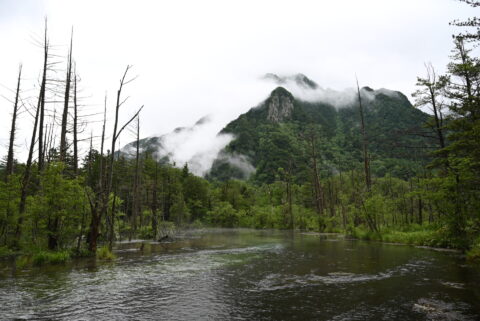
[209,79,433,183]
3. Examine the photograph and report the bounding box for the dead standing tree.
[87,66,143,252]
[129,115,142,241]
[5,64,22,181]
[38,20,49,172]
[356,77,372,191]
[59,30,73,163]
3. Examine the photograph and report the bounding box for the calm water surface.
[0,229,479,320]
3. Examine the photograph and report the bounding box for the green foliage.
[0,246,15,258]
[32,250,71,266]
[96,246,116,261]
[349,226,449,248]
[0,175,21,246]
[24,163,85,249]
[138,226,153,239]
[207,202,239,227]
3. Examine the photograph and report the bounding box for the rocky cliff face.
[266,87,295,122]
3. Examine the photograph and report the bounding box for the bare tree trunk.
[73,70,78,174]
[131,116,141,238]
[47,31,71,249]
[60,31,73,162]
[87,97,107,253]
[356,78,372,191]
[88,66,142,252]
[5,65,22,181]
[46,110,56,163]
[38,21,48,172]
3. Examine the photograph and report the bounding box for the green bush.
[96,246,116,261]
[138,226,153,239]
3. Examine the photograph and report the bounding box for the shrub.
[96,245,116,261]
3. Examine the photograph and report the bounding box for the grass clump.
[32,250,71,266]
[96,245,116,261]
[347,225,449,248]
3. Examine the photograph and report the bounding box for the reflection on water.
[0,229,479,320]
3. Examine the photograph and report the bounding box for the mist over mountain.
[121,74,432,180]
[120,115,234,176]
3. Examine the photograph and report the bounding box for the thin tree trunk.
[5,65,22,181]
[73,70,78,174]
[87,97,107,253]
[38,22,48,172]
[60,31,73,162]
[132,116,141,238]
[356,78,372,191]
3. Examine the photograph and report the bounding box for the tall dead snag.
[5,65,22,182]
[130,115,141,240]
[86,95,107,253]
[107,66,143,209]
[88,66,143,253]
[38,20,49,172]
[73,68,79,174]
[356,78,372,191]
[60,30,73,162]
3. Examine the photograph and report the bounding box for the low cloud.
[261,73,400,107]
[151,116,235,177]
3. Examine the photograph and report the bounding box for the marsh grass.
[96,246,116,261]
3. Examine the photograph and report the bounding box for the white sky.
[0,0,475,162]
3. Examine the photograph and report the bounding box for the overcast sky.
[0,0,475,162]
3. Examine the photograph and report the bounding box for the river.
[1,229,479,320]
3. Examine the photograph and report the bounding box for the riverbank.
[347,226,480,262]
[0,245,117,270]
